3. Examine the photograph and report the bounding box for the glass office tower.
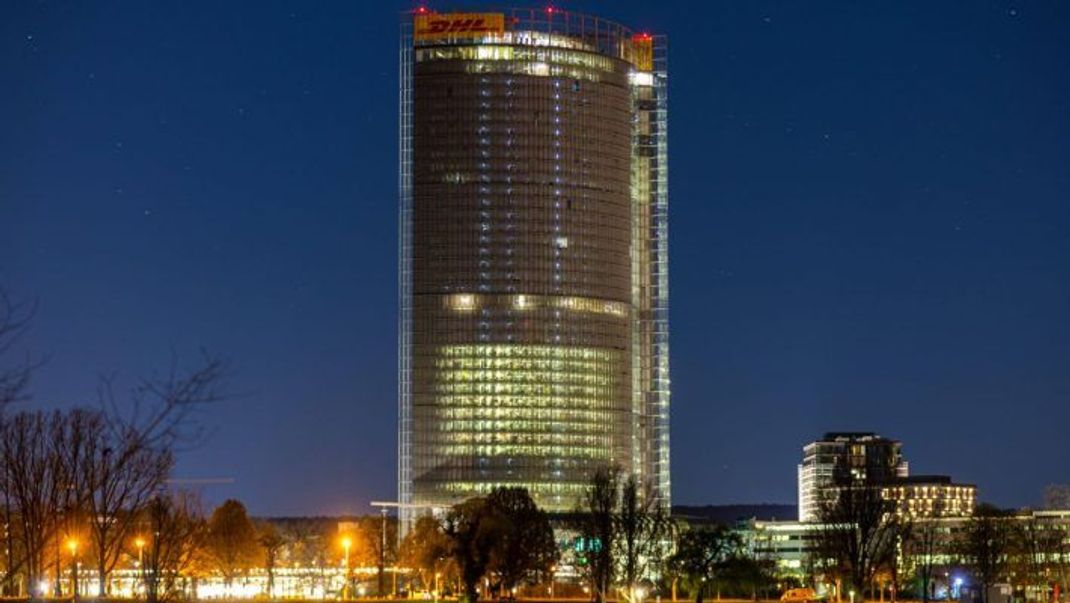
[398,8,669,525]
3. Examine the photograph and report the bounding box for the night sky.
[3,1,1069,517]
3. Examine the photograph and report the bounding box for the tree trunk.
[464,579,479,603]
[3,489,13,597]
[97,550,108,598]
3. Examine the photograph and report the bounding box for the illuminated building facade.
[797,432,909,522]
[398,8,669,523]
[881,475,976,519]
[798,432,978,522]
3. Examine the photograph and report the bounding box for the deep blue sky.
[3,1,1069,516]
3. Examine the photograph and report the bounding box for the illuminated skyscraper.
[398,8,669,523]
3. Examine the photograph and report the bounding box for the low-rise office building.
[882,475,976,519]
[735,509,1070,593]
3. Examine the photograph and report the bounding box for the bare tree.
[813,481,903,601]
[0,290,37,595]
[0,411,72,598]
[0,408,101,597]
[1010,515,1064,601]
[956,505,1011,603]
[903,521,944,603]
[83,353,225,597]
[0,285,226,599]
[142,491,207,603]
[3,353,226,598]
[274,517,340,596]
[575,467,620,603]
[616,474,673,603]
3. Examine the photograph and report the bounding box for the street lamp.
[341,536,352,600]
[135,537,146,599]
[67,539,79,602]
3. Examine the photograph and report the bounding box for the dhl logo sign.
[414,12,505,40]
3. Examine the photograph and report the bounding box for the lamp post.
[135,537,146,599]
[67,539,79,603]
[379,509,388,598]
[341,536,352,600]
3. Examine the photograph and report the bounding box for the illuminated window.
[447,293,478,311]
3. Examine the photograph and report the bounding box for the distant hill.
[672,504,797,524]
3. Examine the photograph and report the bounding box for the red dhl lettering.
[413,13,504,39]
[418,17,495,35]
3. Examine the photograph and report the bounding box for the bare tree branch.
[0,289,40,410]
[82,351,228,594]
[99,349,230,453]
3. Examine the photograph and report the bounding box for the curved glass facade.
[399,8,669,521]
